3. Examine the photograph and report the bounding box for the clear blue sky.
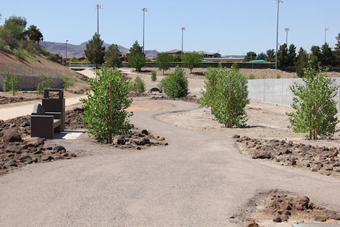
[1,0,339,55]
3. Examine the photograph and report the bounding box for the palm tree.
[26,25,43,44]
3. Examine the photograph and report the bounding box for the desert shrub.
[157,77,167,91]
[248,75,256,79]
[26,41,35,55]
[80,68,133,143]
[37,75,53,94]
[131,76,145,93]
[159,66,188,98]
[201,66,249,128]
[286,66,339,140]
[8,40,19,51]
[47,54,56,62]
[37,47,48,56]
[0,38,6,51]
[151,70,157,81]
[276,74,281,79]
[14,49,25,60]
[63,76,77,90]
[2,70,19,95]
[231,63,239,70]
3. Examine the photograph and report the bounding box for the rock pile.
[0,136,77,176]
[261,193,340,223]
[233,135,340,177]
[150,94,199,103]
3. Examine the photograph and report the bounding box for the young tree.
[80,68,134,143]
[129,53,146,72]
[286,65,339,140]
[4,15,27,39]
[277,43,289,68]
[244,51,257,62]
[287,44,297,67]
[131,76,145,93]
[158,66,188,98]
[266,49,276,62]
[183,51,203,73]
[84,33,105,68]
[26,25,43,44]
[128,41,145,71]
[156,53,171,74]
[104,44,122,68]
[202,67,249,128]
[296,47,308,77]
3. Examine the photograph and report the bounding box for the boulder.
[2,129,22,142]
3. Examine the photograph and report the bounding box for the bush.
[159,66,188,98]
[63,76,77,90]
[231,63,239,70]
[286,66,340,140]
[26,41,35,55]
[14,50,25,61]
[151,70,157,81]
[80,68,133,143]
[248,75,256,79]
[201,67,249,128]
[0,38,6,51]
[37,75,53,94]
[276,74,281,79]
[2,70,19,95]
[37,47,48,56]
[47,54,56,62]
[131,76,145,93]
[8,40,19,51]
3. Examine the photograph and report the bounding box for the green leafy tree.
[202,67,249,128]
[104,44,122,68]
[243,51,257,62]
[37,75,53,94]
[0,38,6,50]
[266,49,276,62]
[321,42,335,67]
[183,51,203,73]
[131,76,145,93]
[277,43,289,68]
[156,53,171,74]
[159,66,188,98]
[172,54,182,62]
[4,16,27,39]
[129,40,143,56]
[287,44,297,67]
[71,57,79,62]
[286,65,339,140]
[257,52,267,60]
[80,68,134,143]
[2,70,11,92]
[296,47,308,77]
[84,33,105,69]
[310,45,322,69]
[26,25,43,44]
[129,53,146,72]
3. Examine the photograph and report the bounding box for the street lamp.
[274,0,283,70]
[181,27,185,64]
[284,28,289,46]
[95,4,103,35]
[325,27,329,44]
[66,40,68,65]
[142,8,148,53]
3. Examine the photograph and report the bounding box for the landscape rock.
[2,129,22,142]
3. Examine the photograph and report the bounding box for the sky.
[1,0,339,56]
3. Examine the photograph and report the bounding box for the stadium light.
[284,28,289,46]
[142,8,148,53]
[274,0,283,70]
[325,27,329,44]
[181,27,185,64]
[95,4,103,35]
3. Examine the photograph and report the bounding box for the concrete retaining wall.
[0,74,63,91]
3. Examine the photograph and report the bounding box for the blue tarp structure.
[248,60,268,63]
[201,59,209,62]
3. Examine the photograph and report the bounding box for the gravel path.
[1,98,340,226]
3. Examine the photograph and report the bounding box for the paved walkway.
[1,99,340,226]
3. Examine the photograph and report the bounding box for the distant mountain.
[144,50,158,59]
[40,41,128,58]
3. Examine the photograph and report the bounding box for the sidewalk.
[0,95,86,121]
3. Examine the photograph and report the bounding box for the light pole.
[324,27,329,44]
[66,40,68,64]
[181,27,185,64]
[284,28,289,46]
[142,8,148,53]
[95,4,103,35]
[274,0,283,70]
